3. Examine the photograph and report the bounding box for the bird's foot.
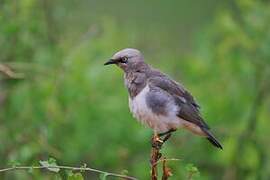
[152,129,175,149]
[151,135,164,150]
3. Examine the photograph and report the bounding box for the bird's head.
[104,48,145,72]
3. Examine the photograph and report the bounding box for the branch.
[162,158,173,180]
[150,134,174,180]
[154,158,180,166]
[0,64,24,79]
[0,165,137,180]
[151,147,159,180]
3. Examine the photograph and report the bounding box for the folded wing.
[147,72,209,130]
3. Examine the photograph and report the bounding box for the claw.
[151,136,164,149]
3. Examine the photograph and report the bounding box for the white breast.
[129,85,182,132]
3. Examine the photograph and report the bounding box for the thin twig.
[0,64,24,79]
[154,158,180,166]
[0,165,137,180]
[162,158,172,180]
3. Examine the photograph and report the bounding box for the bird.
[104,48,223,149]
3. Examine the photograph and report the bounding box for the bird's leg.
[151,129,176,150]
[158,128,176,137]
[162,133,172,143]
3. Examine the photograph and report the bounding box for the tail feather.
[207,137,223,149]
[202,128,223,149]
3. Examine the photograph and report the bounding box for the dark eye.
[121,56,128,63]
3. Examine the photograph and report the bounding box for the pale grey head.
[104,48,146,72]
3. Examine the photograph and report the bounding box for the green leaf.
[80,163,87,172]
[10,161,21,167]
[66,170,74,176]
[48,157,57,164]
[185,163,199,174]
[99,173,109,180]
[121,169,129,175]
[68,172,84,180]
[27,166,34,174]
[39,160,60,173]
[185,163,200,179]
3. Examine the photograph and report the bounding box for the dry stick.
[154,158,180,166]
[150,134,174,180]
[0,165,137,180]
[162,158,172,180]
[150,133,178,180]
[151,135,161,180]
[0,64,24,79]
[151,147,159,180]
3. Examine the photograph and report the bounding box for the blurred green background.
[1,0,270,179]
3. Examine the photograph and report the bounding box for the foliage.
[39,158,60,173]
[185,164,200,180]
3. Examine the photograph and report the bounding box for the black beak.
[104,59,117,65]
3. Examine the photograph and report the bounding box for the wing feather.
[147,71,209,129]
